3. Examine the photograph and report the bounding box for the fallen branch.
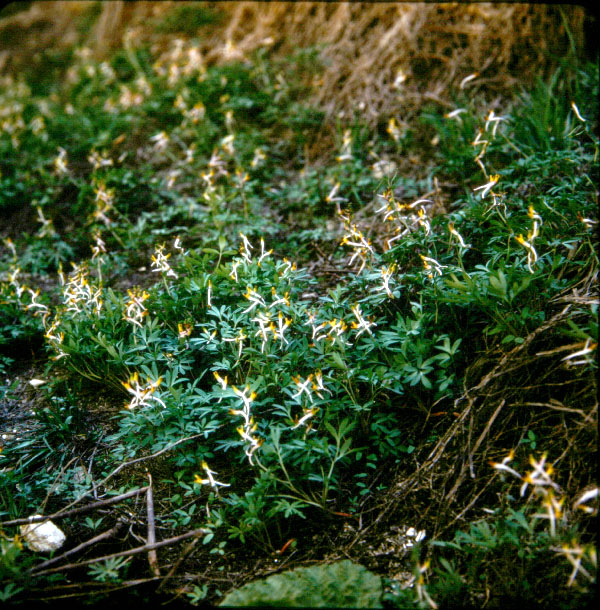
[156,536,200,593]
[23,576,164,602]
[30,520,126,572]
[1,433,205,528]
[445,399,506,503]
[32,527,210,577]
[0,487,149,527]
[146,472,160,577]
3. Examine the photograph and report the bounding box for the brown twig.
[0,487,149,527]
[156,536,200,593]
[30,520,126,572]
[1,433,205,529]
[146,472,160,577]
[32,527,210,577]
[94,433,205,489]
[445,399,506,504]
[23,577,163,602]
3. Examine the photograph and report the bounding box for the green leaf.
[219,560,382,607]
[330,352,347,370]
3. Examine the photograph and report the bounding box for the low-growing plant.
[0,26,596,607]
[219,559,382,608]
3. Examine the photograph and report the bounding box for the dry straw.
[0,1,587,126]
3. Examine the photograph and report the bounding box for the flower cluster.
[447,222,469,249]
[230,384,262,464]
[35,206,56,239]
[290,370,331,432]
[123,287,150,328]
[122,372,165,410]
[306,310,350,346]
[5,266,26,299]
[375,190,433,249]
[194,460,230,490]
[88,149,114,171]
[90,231,107,263]
[373,264,398,298]
[153,38,206,84]
[336,129,353,162]
[92,179,116,226]
[490,450,597,585]
[53,147,68,175]
[24,288,49,316]
[350,303,377,337]
[44,317,66,360]
[561,338,597,367]
[516,205,542,273]
[473,174,500,200]
[340,220,374,274]
[151,243,178,279]
[2,264,49,319]
[62,263,103,316]
[420,254,447,280]
[387,117,405,143]
[251,310,292,352]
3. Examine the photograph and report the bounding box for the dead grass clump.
[1,2,589,127]
[374,267,598,542]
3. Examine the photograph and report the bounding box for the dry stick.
[90,432,206,494]
[24,577,164,602]
[1,487,149,527]
[146,472,160,577]
[423,305,572,478]
[30,520,126,572]
[37,457,78,515]
[155,536,199,594]
[32,527,210,577]
[87,432,105,500]
[445,399,506,505]
[441,473,503,538]
[0,433,204,528]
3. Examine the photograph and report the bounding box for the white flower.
[571,101,586,123]
[484,109,508,137]
[291,406,319,430]
[350,303,377,337]
[194,461,230,489]
[473,174,499,199]
[561,338,597,366]
[459,72,478,89]
[375,264,397,298]
[151,244,178,278]
[150,131,169,151]
[292,374,314,403]
[448,222,469,249]
[444,108,467,121]
[122,372,165,410]
[242,286,266,313]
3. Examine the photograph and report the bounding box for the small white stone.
[29,379,47,387]
[20,516,66,552]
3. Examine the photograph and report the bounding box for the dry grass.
[0,1,588,126]
[372,266,598,542]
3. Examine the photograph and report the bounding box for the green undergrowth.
[0,36,597,607]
